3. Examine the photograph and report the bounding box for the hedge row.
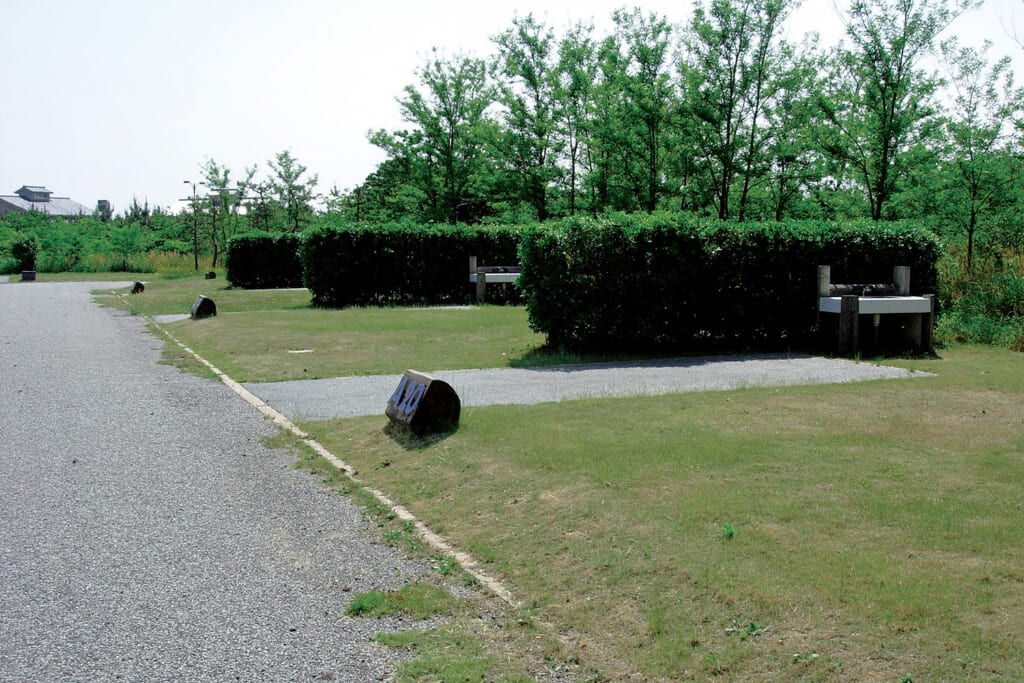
[225,233,304,289]
[300,221,522,307]
[517,214,940,352]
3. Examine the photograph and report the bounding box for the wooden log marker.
[385,370,461,436]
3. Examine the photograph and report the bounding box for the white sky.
[1,0,1021,215]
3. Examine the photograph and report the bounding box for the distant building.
[0,185,93,218]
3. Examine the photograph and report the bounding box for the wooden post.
[469,255,486,303]
[817,265,831,297]
[839,295,860,356]
[921,294,935,352]
[894,266,910,296]
[817,266,831,351]
[477,272,487,303]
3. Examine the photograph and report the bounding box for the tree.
[268,150,319,232]
[760,43,824,221]
[934,40,1024,270]
[200,159,238,267]
[590,9,676,213]
[492,14,562,221]
[817,0,977,220]
[554,20,598,216]
[371,51,497,224]
[243,165,284,233]
[680,0,797,220]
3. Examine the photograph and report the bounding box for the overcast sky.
[2,0,1021,215]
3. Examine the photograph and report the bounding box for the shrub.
[301,221,521,307]
[936,271,1024,350]
[518,214,940,353]
[225,232,304,289]
[10,235,38,271]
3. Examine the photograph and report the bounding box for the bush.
[936,270,1024,350]
[301,221,521,307]
[518,214,940,353]
[225,232,304,289]
[11,235,38,271]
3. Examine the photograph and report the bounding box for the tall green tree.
[492,14,562,221]
[554,20,598,216]
[817,0,977,220]
[591,9,676,213]
[328,158,425,223]
[244,176,285,233]
[201,158,249,267]
[759,42,824,220]
[268,150,319,232]
[679,0,796,220]
[370,51,497,223]
[934,40,1024,269]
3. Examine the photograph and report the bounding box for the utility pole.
[183,180,200,270]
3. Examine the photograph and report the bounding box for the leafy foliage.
[225,232,304,289]
[518,214,939,352]
[300,220,521,307]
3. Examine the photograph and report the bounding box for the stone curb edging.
[133,302,517,608]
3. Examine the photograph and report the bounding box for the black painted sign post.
[385,370,461,436]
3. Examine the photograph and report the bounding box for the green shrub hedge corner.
[225,232,304,289]
[517,214,940,353]
[301,220,522,307]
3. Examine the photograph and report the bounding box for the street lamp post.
[183,180,199,271]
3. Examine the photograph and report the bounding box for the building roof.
[0,190,92,217]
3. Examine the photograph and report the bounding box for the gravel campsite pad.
[243,354,932,421]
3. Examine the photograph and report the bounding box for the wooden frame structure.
[817,265,935,356]
[468,256,521,303]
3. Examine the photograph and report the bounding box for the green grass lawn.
[98,274,311,317]
[300,346,1024,681]
[159,306,546,381]
[101,276,548,381]
[4,271,148,282]
[102,275,1024,680]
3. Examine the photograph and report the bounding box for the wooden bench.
[469,256,521,303]
[817,265,935,356]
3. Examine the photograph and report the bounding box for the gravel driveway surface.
[244,355,928,422]
[0,282,430,682]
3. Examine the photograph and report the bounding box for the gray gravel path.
[0,282,431,682]
[244,355,929,422]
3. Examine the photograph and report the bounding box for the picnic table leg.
[839,295,860,357]
[921,294,935,352]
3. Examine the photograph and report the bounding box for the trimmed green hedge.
[301,221,522,307]
[225,233,304,289]
[518,214,940,352]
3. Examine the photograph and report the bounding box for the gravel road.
[0,282,432,682]
[244,354,929,422]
